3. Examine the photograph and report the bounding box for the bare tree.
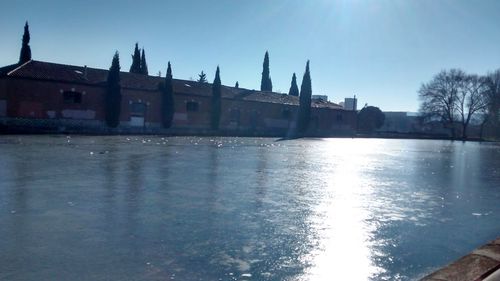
[456,74,489,139]
[419,69,493,139]
[418,69,465,138]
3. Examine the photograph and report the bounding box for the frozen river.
[0,136,499,280]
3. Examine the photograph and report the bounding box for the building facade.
[0,60,357,136]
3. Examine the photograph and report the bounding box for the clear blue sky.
[1,0,500,111]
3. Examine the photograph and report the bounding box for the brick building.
[0,60,356,136]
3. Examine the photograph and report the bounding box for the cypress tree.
[105,52,122,128]
[288,73,299,96]
[161,62,175,128]
[129,43,141,73]
[211,66,222,130]
[297,61,312,135]
[19,21,32,64]
[197,71,207,83]
[260,51,272,92]
[235,81,239,88]
[140,48,148,75]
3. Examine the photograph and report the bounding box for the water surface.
[0,136,499,280]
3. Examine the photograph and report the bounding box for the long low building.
[0,60,356,136]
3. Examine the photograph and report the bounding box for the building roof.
[2,60,343,110]
[0,63,21,76]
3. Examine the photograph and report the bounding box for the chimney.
[83,65,88,80]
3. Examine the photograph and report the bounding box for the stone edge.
[421,237,500,281]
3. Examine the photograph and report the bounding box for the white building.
[343,96,357,111]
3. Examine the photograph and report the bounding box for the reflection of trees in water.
[1,148,35,276]
[246,141,320,280]
[12,154,30,232]
[150,145,174,219]
[254,146,268,208]
[478,143,500,188]
[201,146,220,274]
[126,153,144,203]
[102,142,119,225]
[124,152,144,254]
[13,155,31,212]
[450,142,469,192]
[207,146,220,204]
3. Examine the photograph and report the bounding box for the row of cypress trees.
[259,51,305,98]
[105,52,174,129]
[106,56,312,135]
[210,60,312,135]
[259,51,312,134]
[18,23,312,134]
[106,53,312,134]
[262,58,313,135]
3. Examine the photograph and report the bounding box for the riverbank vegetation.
[418,69,500,140]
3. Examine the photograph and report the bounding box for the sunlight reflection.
[304,139,383,280]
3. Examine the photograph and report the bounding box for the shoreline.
[1,130,498,143]
[421,237,500,281]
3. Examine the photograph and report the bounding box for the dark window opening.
[130,102,147,117]
[186,101,199,112]
[63,91,82,104]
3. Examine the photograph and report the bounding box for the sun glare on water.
[301,139,384,280]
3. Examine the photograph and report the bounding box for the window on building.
[186,101,199,112]
[130,102,147,117]
[336,114,343,122]
[63,91,82,104]
[282,109,291,120]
